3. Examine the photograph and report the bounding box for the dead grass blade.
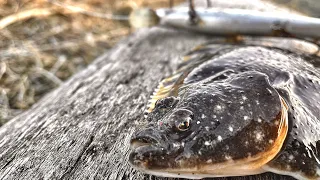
[0,8,55,30]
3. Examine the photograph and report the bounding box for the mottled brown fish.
[129,38,320,180]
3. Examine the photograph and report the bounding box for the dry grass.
[0,0,185,125]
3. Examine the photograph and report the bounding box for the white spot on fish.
[181,142,185,147]
[288,155,294,160]
[255,131,264,141]
[257,118,262,123]
[228,126,233,132]
[225,155,232,160]
[205,126,210,131]
[240,106,244,110]
[214,104,225,114]
[173,143,180,148]
[244,116,249,120]
[212,115,217,118]
[206,159,212,163]
[197,121,200,124]
[269,139,274,144]
[201,114,206,119]
[204,141,211,146]
[198,151,202,155]
[242,96,247,101]
[255,100,260,105]
[217,136,222,141]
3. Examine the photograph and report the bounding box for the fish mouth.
[130,137,156,149]
[129,128,171,169]
[129,133,161,157]
[130,127,165,150]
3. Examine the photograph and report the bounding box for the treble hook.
[188,0,199,25]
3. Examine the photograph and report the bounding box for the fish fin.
[145,44,227,114]
[145,72,183,114]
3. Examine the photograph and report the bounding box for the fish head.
[129,71,288,179]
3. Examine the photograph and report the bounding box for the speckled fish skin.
[129,41,320,180]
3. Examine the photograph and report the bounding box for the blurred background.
[0,0,318,125]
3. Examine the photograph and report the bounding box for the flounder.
[129,37,320,180]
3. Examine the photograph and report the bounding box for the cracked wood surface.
[0,0,302,179]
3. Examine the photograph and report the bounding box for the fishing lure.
[130,0,320,41]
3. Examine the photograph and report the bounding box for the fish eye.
[175,115,192,131]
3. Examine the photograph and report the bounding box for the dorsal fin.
[146,72,182,113]
[145,45,221,114]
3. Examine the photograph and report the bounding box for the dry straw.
[0,0,183,124]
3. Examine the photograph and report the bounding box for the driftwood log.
[0,0,303,179]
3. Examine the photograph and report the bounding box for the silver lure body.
[156,7,320,39]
